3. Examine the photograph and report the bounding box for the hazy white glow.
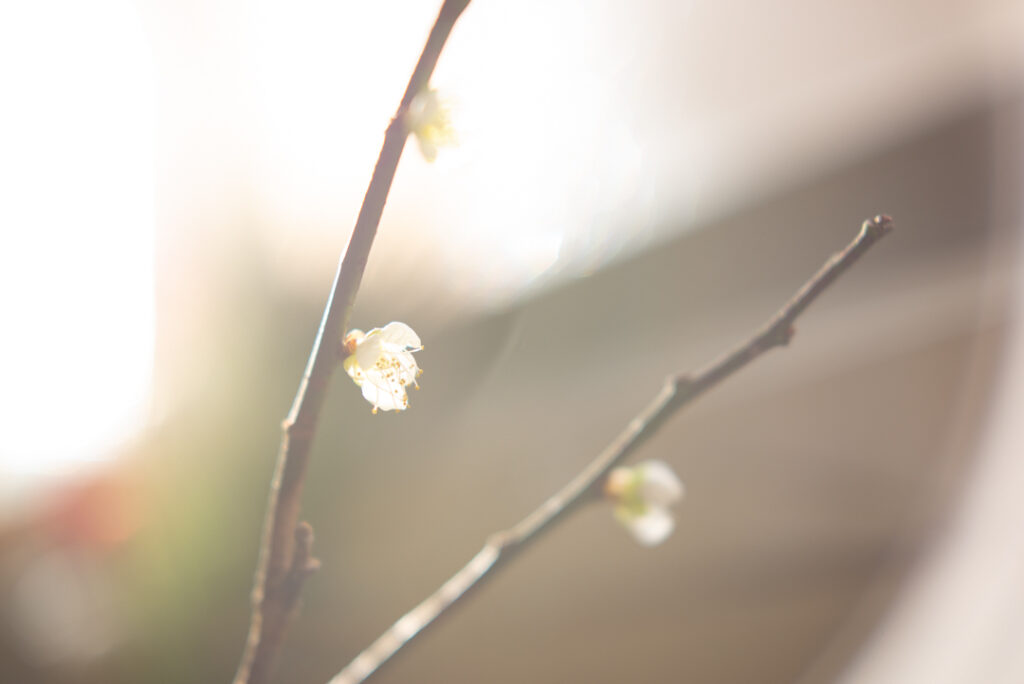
[0,2,155,506]
[247,0,654,304]
[244,0,1024,313]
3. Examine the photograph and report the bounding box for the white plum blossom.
[402,87,454,162]
[604,460,684,546]
[343,322,423,414]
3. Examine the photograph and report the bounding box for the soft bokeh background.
[2,1,1023,682]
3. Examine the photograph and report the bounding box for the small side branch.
[327,215,894,684]
[233,2,472,684]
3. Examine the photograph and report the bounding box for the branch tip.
[862,214,895,240]
[327,217,892,684]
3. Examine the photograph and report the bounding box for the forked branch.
[327,215,895,684]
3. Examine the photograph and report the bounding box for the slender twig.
[327,215,894,684]
[233,3,472,683]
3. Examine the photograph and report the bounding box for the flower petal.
[345,322,422,412]
[638,460,684,508]
[360,368,408,412]
[404,89,453,162]
[417,137,438,163]
[404,89,438,134]
[343,355,365,385]
[396,350,421,384]
[380,322,421,350]
[354,331,384,370]
[626,506,675,546]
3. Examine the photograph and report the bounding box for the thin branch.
[327,215,895,684]
[233,3,472,683]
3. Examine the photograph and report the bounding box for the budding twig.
[232,2,472,683]
[327,216,895,684]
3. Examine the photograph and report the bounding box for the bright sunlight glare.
[0,1,155,511]
[247,0,659,305]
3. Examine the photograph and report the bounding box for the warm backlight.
[0,2,155,511]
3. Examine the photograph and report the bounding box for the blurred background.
[1,0,1023,682]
